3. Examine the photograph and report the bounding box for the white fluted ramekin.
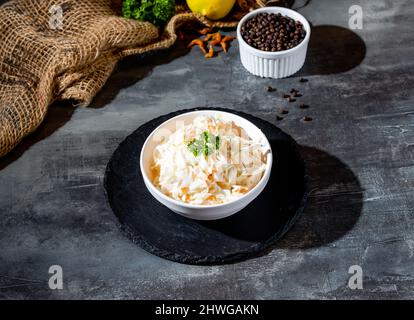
[237,7,311,78]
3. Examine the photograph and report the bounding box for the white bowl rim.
[139,110,273,210]
[237,7,311,57]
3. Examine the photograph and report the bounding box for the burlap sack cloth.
[0,0,284,157]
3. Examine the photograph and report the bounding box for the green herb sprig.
[122,0,175,27]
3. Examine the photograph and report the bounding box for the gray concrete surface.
[0,0,413,299]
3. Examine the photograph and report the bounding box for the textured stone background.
[0,0,413,299]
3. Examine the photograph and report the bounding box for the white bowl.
[237,7,311,78]
[140,110,273,220]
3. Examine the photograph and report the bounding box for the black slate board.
[104,108,308,265]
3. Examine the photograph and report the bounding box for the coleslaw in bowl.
[140,110,273,220]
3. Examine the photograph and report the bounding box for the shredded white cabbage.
[151,115,268,205]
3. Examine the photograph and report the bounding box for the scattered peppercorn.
[302,116,313,122]
[299,103,309,109]
[267,86,276,92]
[241,12,306,52]
[276,115,284,121]
[290,89,302,97]
[299,78,308,83]
[277,107,289,115]
[287,97,296,103]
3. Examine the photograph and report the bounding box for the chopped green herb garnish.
[215,135,220,150]
[187,131,220,157]
[187,138,201,156]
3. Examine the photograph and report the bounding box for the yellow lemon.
[186,0,236,20]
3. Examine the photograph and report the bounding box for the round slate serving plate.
[104,108,308,265]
